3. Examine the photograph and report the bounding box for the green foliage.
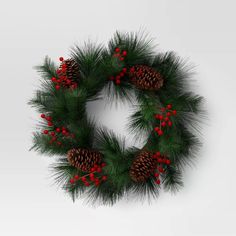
[108,31,155,65]
[71,43,105,100]
[29,88,87,123]
[128,91,161,138]
[162,165,184,192]
[29,31,205,205]
[94,128,132,189]
[152,52,193,95]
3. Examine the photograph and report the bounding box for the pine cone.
[58,59,80,82]
[129,65,164,90]
[130,151,156,182]
[67,148,102,172]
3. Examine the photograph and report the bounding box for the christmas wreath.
[30,32,205,205]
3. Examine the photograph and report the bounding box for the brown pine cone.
[67,148,102,172]
[130,151,156,182]
[129,65,164,90]
[58,59,80,82]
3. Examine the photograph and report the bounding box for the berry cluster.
[109,67,127,85]
[69,163,107,187]
[41,113,76,146]
[109,47,128,85]
[154,104,177,136]
[51,57,78,90]
[152,151,171,185]
[113,47,127,61]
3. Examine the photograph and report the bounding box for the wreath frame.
[30,32,204,205]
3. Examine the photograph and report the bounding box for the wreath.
[30,32,204,205]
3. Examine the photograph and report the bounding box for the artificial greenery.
[29,31,204,205]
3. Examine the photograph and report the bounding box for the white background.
[0,0,236,235]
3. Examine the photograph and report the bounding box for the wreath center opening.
[86,95,145,149]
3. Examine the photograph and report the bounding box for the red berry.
[94,178,100,183]
[52,137,57,141]
[154,172,159,177]
[90,167,95,172]
[102,176,107,181]
[51,77,57,82]
[122,68,127,73]
[96,167,102,173]
[55,85,60,90]
[159,115,163,120]
[95,181,100,187]
[101,163,106,167]
[164,117,169,121]
[157,158,162,163]
[59,57,64,61]
[46,116,52,121]
[158,130,163,136]
[56,128,61,133]
[161,121,166,127]
[84,182,90,186]
[130,67,135,73]
[168,121,172,127]
[72,83,78,89]
[81,177,86,182]
[172,110,177,115]
[43,130,49,135]
[120,72,124,77]
[48,122,53,127]
[158,167,164,173]
[57,141,62,146]
[119,57,124,61]
[167,104,172,109]
[122,50,127,56]
[115,47,120,53]
[62,130,67,135]
[156,152,161,157]
[161,107,165,112]
[94,164,98,169]
[155,179,161,185]
[41,114,46,119]
[74,175,79,180]
[116,75,121,80]
[116,79,121,85]
[166,159,171,165]
[166,112,171,117]
[154,127,159,132]
[89,173,94,178]
[70,178,75,184]
[50,131,55,136]
[155,114,160,119]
